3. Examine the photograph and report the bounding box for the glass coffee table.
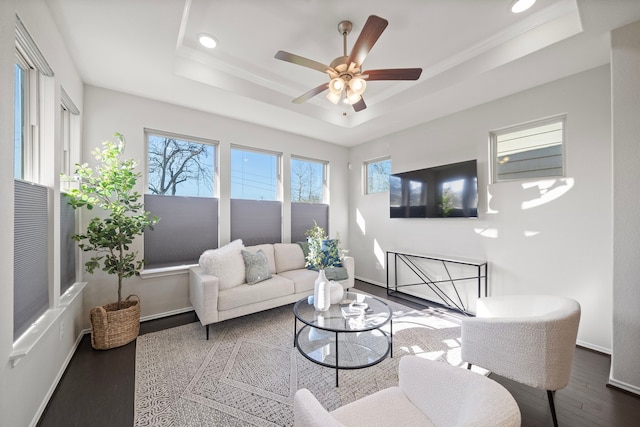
[293,291,393,387]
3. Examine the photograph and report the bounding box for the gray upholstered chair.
[294,355,521,427]
[461,295,581,427]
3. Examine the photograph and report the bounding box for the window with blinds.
[60,192,76,295]
[491,117,565,183]
[14,180,49,340]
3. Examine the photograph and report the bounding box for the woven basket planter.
[90,295,140,350]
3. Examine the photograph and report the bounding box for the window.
[365,157,391,194]
[14,15,54,342]
[231,147,279,201]
[144,130,218,268]
[290,156,328,242]
[14,62,25,179]
[230,147,282,245]
[291,157,325,203]
[491,116,565,183]
[60,88,80,295]
[147,131,216,197]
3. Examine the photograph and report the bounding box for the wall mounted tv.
[390,159,478,218]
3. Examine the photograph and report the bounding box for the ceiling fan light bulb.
[350,77,367,95]
[329,77,345,94]
[346,89,361,105]
[327,91,341,104]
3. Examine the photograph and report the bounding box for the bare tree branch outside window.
[291,158,323,203]
[147,135,215,197]
[367,158,391,194]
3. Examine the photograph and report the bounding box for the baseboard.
[576,340,611,355]
[30,330,85,427]
[607,377,640,396]
[354,276,386,288]
[140,306,194,323]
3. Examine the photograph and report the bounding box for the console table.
[386,251,488,315]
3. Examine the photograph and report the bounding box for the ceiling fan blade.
[363,68,423,81]
[275,50,330,74]
[292,82,330,104]
[352,97,367,112]
[347,15,388,67]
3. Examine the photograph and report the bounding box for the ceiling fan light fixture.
[326,90,342,104]
[510,0,536,13]
[349,77,367,95]
[198,33,218,49]
[346,87,361,105]
[329,77,345,94]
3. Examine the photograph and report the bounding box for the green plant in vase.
[304,221,343,310]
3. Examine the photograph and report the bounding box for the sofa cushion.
[274,243,306,273]
[241,249,272,285]
[218,275,295,311]
[278,268,318,293]
[244,244,276,274]
[198,239,245,290]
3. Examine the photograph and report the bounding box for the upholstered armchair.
[461,295,581,427]
[294,355,521,427]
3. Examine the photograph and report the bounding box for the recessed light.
[198,33,217,49]
[510,0,536,13]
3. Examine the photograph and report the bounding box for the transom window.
[146,130,216,197]
[491,116,565,183]
[290,156,325,203]
[365,157,391,194]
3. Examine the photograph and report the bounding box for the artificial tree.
[64,133,159,309]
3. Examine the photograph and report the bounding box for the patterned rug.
[134,296,477,426]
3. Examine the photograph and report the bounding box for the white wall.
[611,19,640,395]
[0,1,86,427]
[349,65,613,352]
[81,85,351,324]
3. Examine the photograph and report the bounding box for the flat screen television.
[390,159,478,218]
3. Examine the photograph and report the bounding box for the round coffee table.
[293,291,393,386]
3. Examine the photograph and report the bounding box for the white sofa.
[190,242,354,339]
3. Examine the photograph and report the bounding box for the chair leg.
[206,325,210,340]
[547,390,558,427]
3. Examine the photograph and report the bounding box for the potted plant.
[63,133,159,350]
[304,221,343,310]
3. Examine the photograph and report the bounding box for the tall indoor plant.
[64,133,159,349]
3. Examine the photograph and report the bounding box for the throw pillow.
[321,239,342,267]
[242,249,272,285]
[198,239,246,289]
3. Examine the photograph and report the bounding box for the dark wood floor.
[37,281,639,427]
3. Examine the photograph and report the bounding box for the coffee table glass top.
[293,291,392,333]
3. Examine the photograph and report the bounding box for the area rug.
[134,296,480,426]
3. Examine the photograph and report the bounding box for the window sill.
[10,282,86,368]
[141,264,196,279]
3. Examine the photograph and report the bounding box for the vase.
[329,280,344,305]
[314,269,331,311]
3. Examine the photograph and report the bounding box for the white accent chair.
[294,355,521,427]
[461,295,581,427]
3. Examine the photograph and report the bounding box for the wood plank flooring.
[37,281,639,426]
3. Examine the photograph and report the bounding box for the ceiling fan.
[274,15,422,112]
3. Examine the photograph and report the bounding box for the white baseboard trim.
[354,275,386,288]
[31,330,85,427]
[576,340,611,355]
[140,306,194,323]
[608,377,640,396]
